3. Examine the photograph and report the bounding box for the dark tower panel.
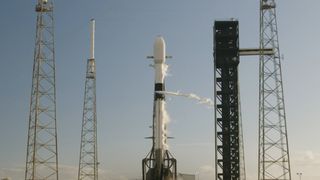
[214,20,240,180]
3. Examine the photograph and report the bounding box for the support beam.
[239,48,274,56]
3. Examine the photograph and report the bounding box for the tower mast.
[25,0,58,179]
[78,19,98,180]
[259,0,291,180]
[214,20,240,180]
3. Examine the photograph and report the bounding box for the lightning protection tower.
[259,1,291,180]
[78,19,98,180]
[25,0,58,179]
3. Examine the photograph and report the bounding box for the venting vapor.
[156,91,214,107]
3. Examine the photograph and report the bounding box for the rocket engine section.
[142,37,177,180]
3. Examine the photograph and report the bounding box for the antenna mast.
[259,1,291,179]
[25,0,59,179]
[78,19,98,180]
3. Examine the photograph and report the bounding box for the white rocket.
[143,36,176,180]
[152,36,168,155]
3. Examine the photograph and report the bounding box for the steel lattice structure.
[214,20,240,180]
[25,0,58,180]
[259,0,291,180]
[78,19,98,180]
[238,95,246,180]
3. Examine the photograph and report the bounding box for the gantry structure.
[78,19,98,180]
[259,0,291,180]
[213,5,292,177]
[25,0,58,179]
[214,20,241,180]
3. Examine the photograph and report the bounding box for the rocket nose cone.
[154,36,166,63]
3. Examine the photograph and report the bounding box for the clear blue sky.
[1,0,320,179]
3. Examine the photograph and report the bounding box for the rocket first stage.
[142,37,177,180]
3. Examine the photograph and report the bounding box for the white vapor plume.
[159,61,170,150]
[157,91,214,107]
[162,101,170,150]
[162,64,169,77]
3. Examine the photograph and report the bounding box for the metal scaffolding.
[78,19,98,180]
[25,0,58,179]
[259,0,291,180]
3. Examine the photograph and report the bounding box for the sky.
[0,0,320,180]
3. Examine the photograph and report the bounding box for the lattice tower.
[259,1,291,179]
[25,0,58,179]
[78,19,98,180]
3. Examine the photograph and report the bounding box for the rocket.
[153,36,168,155]
[143,36,177,180]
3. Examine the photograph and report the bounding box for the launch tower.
[78,19,98,180]
[259,1,291,180]
[25,0,58,179]
[214,20,240,180]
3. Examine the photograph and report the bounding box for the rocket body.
[153,36,167,152]
[143,37,176,180]
[153,36,169,179]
